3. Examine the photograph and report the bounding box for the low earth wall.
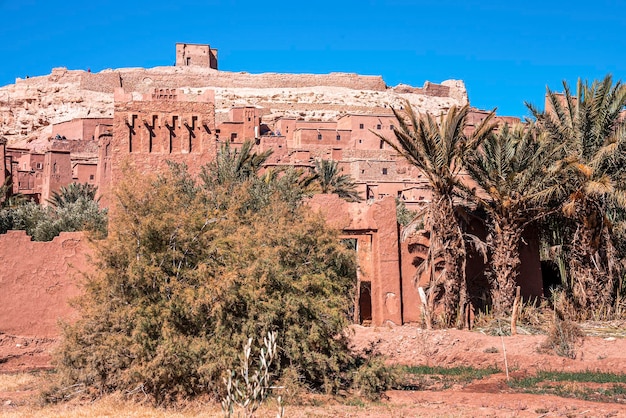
[0,231,93,337]
[79,68,388,94]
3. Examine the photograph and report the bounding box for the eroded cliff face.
[0,65,468,151]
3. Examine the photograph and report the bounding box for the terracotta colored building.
[97,87,217,204]
[175,43,218,69]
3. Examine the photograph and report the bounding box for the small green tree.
[305,159,362,202]
[47,182,99,208]
[0,182,107,240]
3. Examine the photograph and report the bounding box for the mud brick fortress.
[0,43,541,330]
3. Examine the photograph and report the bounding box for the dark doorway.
[541,260,563,298]
[359,282,372,324]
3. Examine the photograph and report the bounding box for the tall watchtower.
[175,43,218,69]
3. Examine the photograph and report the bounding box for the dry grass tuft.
[540,318,585,359]
[0,373,39,393]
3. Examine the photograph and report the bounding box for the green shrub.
[351,356,398,401]
[52,162,362,404]
[0,183,107,241]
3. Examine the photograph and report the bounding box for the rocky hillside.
[0,65,468,151]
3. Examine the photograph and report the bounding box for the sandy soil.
[1,324,626,417]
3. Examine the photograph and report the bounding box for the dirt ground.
[1,324,626,417]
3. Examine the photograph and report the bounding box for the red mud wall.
[79,69,388,93]
[0,231,93,337]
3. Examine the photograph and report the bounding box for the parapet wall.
[79,68,388,94]
[0,231,93,337]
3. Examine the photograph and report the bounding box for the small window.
[376,124,382,130]
[231,133,238,142]
[361,169,365,174]
[89,174,95,180]
[390,124,394,130]
[382,168,388,175]
[336,134,341,141]
[247,117,251,122]
[359,123,364,129]
[358,139,362,143]
[379,140,384,149]
[36,163,43,169]
[317,133,322,140]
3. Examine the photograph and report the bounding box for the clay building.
[5,148,44,202]
[97,87,217,203]
[51,118,114,141]
[175,43,218,69]
[216,106,262,144]
[336,113,398,150]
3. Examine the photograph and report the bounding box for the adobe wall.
[399,220,544,324]
[308,194,403,326]
[394,81,451,98]
[0,231,93,337]
[51,118,113,141]
[79,69,388,94]
[293,128,353,149]
[108,88,217,196]
[48,139,100,154]
[42,150,72,203]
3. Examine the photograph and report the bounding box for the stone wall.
[0,231,92,337]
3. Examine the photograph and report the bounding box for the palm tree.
[202,140,273,186]
[463,123,567,315]
[47,182,98,207]
[307,159,362,202]
[378,101,496,326]
[529,75,626,312]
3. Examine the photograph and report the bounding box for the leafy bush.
[0,183,107,240]
[351,356,398,401]
[53,162,366,404]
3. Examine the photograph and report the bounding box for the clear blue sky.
[1,0,625,118]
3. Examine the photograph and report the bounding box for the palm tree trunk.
[569,225,615,314]
[489,215,522,316]
[430,193,466,327]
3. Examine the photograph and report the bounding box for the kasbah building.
[0,43,545,331]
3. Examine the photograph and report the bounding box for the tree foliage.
[0,182,107,241]
[463,123,567,314]
[378,101,496,327]
[54,161,362,404]
[530,75,626,312]
[305,159,362,202]
[47,182,99,208]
